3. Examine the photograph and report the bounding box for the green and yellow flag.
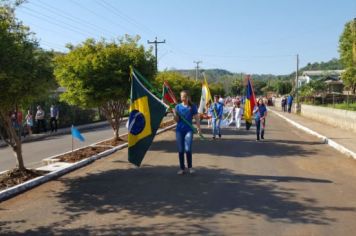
[128,71,168,166]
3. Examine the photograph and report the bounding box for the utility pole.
[193,61,202,81]
[295,54,300,113]
[353,18,356,66]
[147,37,166,72]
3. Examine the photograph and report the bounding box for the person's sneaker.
[218,134,221,138]
[261,136,264,139]
[188,168,195,174]
[256,139,260,141]
[177,169,185,175]
[213,136,216,140]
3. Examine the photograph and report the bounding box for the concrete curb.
[271,110,356,160]
[0,123,177,202]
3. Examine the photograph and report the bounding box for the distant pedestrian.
[253,98,268,141]
[281,96,287,112]
[173,90,201,175]
[209,95,223,139]
[35,105,46,133]
[25,110,33,136]
[287,94,293,113]
[50,105,59,133]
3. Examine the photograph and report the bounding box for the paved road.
[0,123,127,171]
[1,112,356,235]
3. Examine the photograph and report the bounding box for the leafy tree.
[339,19,356,94]
[54,36,156,140]
[155,71,225,105]
[230,78,244,96]
[0,1,55,170]
[155,71,201,103]
[299,80,326,97]
[274,80,292,95]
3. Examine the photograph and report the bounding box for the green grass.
[322,103,356,111]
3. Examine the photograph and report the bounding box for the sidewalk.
[0,120,115,148]
[270,107,356,159]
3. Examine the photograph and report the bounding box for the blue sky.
[15,0,356,74]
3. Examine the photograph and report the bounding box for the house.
[297,70,345,93]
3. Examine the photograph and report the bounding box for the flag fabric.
[71,125,85,142]
[162,81,177,105]
[128,71,168,166]
[243,76,256,123]
[198,78,212,113]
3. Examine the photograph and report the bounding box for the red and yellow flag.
[244,75,256,123]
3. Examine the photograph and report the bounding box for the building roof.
[302,70,344,76]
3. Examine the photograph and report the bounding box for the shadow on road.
[150,130,319,159]
[3,164,354,235]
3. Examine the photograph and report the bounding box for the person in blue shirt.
[253,98,268,141]
[209,95,223,139]
[173,90,201,175]
[287,94,293,113]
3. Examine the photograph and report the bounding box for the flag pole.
[132,68,205,140]
[71,125,74,156]
[203,73,218,119]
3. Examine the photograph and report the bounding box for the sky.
[14,0,356,75]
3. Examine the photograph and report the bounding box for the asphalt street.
[1,112,356,235]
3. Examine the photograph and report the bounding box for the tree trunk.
[0,110,26,171]
[99,100,127,141]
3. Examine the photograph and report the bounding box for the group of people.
[172,90,268,175]
[10,105,59,137]
[281,94,293,113]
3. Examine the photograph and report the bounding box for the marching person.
[206,100,212,128]
[209,95,223,139]
[173,90,201,175]
[253,98,268,141]
[234,100,243,130]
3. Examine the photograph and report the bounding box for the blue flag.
[71,125,85,142]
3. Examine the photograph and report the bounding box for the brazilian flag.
[128,72,168,166]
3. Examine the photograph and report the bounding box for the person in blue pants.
[253,98,268,141]
[287,94,293,113]
[209,95,223,139]
[173,90,201,175]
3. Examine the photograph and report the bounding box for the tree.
[155,71,201,103]
[155,71,225,104]
[54,36,156,140]
[230,78,244,96]
[339,19,356,94]
[299,80,326,97]
[0,2,55,170]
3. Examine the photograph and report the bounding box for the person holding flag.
[173,90,201,175]
[253,98,268,141]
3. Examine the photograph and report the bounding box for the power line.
[70,0,135,36]
[33,0,116,36]
[20,6,92,38]
[99,0,156,38]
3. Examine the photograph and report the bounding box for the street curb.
[271,110,356,160]
[0,123,176,202]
